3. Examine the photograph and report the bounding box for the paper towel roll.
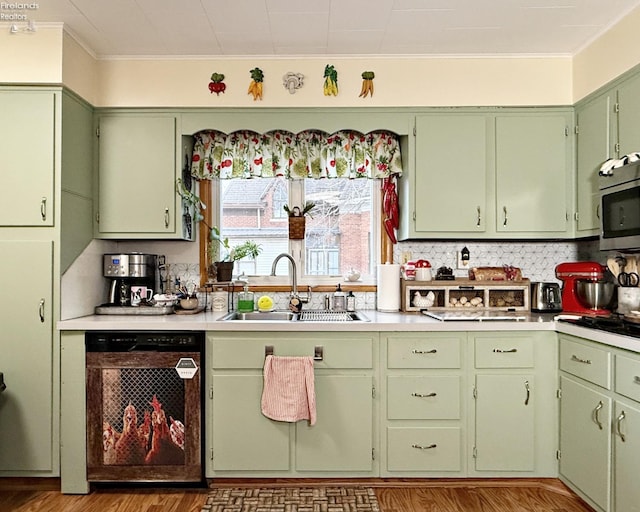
[377,263,401,312]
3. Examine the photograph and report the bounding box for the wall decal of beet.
[208,73,226,95]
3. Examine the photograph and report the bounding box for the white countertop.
[57,310,557,332]
[57,310,640,353]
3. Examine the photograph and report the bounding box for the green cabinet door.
[560,376,611,511]
[613,401,640,512]
[474,374,535,471]
[414,115,487,233]
[0,90,55,226]
[211,374,290,471]
[296,375,373,472]
[616,74,640,156]
[576,93,612,234]
[0,241,53,471]
[97,114,179,237]
[495,115,570,234]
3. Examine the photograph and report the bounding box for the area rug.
[201,487,380,512]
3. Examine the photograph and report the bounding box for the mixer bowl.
[576,281,615,310]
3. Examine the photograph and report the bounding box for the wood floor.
[0,478,594,512]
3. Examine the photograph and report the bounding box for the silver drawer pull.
[616,410,626,442]
[412,443,437,450]
[40,197,47,221]
[164,207,170,228]
[593,400,604,430]
[39,299,45,323]
[571,354,592,365]
[411,392,437,398]
[412,349,437,354]
[493,348,517,353]
[524,380,530,406]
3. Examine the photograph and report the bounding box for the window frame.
[199,178,383,287]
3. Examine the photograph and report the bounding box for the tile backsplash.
[62,238,603,319]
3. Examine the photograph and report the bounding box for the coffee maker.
[555,261,607,314]
[104,253,158,306]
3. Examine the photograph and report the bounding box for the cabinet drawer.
[615,354,640,402]
[387,335,462,369]
[387,375,460,420]
[387,427,461,472]
[474,336,534,368]
[559,337,611,389]
[209,334,374,369]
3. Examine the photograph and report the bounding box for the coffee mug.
[131,286,153,306]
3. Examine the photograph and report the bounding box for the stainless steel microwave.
[599,162,640,251]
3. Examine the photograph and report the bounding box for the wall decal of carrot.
[248,67,264,100]
[359,71,375,98]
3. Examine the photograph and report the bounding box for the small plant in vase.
[208,226,262,282]
[284,201,315,240]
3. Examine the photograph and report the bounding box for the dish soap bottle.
[333,284,346,311]
[346,291,356,312]
[237,283,255,312]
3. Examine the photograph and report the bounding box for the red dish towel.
[261,355,316,426]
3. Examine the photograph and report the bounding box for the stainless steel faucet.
[270,253,298,298]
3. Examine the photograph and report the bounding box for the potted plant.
[284,201,315,240]
[208,226,262,282]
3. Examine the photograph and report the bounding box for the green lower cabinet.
[211,374,290,471]
[296,375,373,472]
[387,427,462,472]
[474,374,535,471]
[559,375,611,511]
[613,400,640,512]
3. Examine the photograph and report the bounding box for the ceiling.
[10,0,640,58]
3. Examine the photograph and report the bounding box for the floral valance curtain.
[190,129,402,180]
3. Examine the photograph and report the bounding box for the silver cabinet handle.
[39,299,45,323]
[164,207,170,228]
[476,206,481,227]
[596,203,600,220]
[571,354,592,364]
[40,197,47,221]
[411,392,437,398]
[503,206,508,226]
[524,380,530,406]
[619,206,625,227]
[593,401,604,430]
[616,410,626,442]
[412,349,437,354]
[412,444,437,450]
[493,348,517,353]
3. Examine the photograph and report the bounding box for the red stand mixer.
[555,262,611,315]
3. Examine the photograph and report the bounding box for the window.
[214,177,377,282]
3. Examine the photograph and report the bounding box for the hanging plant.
[248,67,264,100]
[323,64,338,96]
[208,72,226,95]
[359,71,375,98]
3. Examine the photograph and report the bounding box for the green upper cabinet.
[401,109,573,240]
[0,89,56,226]
[575,92,612,235]
[96,113,189,239]
[616,73,640,156]
[414,114,488,233]
[495,114,571,235]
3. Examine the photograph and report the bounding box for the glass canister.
[237,285,255,312]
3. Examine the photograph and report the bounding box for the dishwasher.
[85,331,204,484]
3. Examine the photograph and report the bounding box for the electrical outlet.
[401,251,412,264]
[457,251,471,270]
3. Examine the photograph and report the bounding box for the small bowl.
[179,297,199,310]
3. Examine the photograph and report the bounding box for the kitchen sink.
[218,310,370,322]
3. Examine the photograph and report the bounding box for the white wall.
[574,5,640,101]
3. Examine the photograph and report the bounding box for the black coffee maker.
[104,253,158,306]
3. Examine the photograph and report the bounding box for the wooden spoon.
[607,257,621,278]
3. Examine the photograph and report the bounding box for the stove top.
[558,314,640,338]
